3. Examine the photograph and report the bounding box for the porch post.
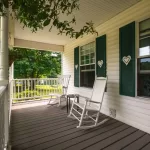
[0,8,9,83]
[0,7,9,149]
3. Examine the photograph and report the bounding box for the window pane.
[85,55,89,60]
[80,71,95,88]
[90,53,94,59]
[92,58,95,63]
[139,46,150,56]
[139,19,150,32]
[81,50,84,56]
[81,60,84,65]
[139,58,150,70]
[140,37,150,48]
[91,64,95,69]
[137,74,150,97]
[86,59,89,64]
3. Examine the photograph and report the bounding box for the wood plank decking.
[10,104,150,150]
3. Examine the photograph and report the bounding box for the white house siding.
[63,0,150,134]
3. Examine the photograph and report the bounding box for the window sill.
[135,96,150,102]
[74,86,93,90]
[80,86,93,89]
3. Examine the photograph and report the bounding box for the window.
[137,18,150,97]
[80,42,95,88]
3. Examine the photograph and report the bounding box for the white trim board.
[14,38,64,52]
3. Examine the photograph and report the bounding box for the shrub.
[15,90,40,98]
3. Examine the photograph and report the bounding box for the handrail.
[12,78,57,80]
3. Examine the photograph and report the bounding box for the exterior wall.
[63,0,150,134]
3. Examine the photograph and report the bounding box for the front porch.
[10,102,150,150]
[0,1,150,150]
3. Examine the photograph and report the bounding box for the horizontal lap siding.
[63,0,150,134]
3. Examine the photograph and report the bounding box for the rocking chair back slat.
[58,75,71,95]
[91,77,107,104]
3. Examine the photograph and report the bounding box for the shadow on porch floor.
[10,102,150,150]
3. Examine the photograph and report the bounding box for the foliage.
[9,47,24,66]
[14,85,62,101]
[15,90,40,99]
[36,85,62,93]
[0,0,97,38]
[13,47,61,78]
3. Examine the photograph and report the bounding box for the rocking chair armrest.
[63,86,67,89]
[74,95,101,104]
[74,94,90,101]
[88,100,101,104]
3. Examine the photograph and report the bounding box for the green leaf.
[0,0,97,39]
[43,19,50,26]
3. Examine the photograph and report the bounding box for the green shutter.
[96,34,107,77]
[119,22,135,97]
[74,46,79,87]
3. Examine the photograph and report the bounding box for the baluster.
[21,80,23,99]
[44,79,46,96]
[28,79,29,99]
[43,79,44,97]
[25,80,26,99]
[34,79,36,99]
[38,79,40,97]
[53,79,56,93]
[13,80,15,101]
[17,80,19,99]
[41,79,43,97]
[46,79,48,97]
[49,79,50,95]
[50,79,52,93]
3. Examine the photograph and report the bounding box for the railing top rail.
[12,78,58,81]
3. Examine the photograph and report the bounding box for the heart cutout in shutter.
[75,64,78,70]
[122,55,131,66]
[98,60,103,68]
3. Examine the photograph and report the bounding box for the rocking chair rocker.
[68,77,109,129]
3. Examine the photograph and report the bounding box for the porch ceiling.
[14,0,140,46]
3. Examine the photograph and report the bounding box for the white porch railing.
[11,78,62,103]
[0,85,9,150]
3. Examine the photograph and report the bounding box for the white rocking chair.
[68,77,109,129]
[48,75,71,106]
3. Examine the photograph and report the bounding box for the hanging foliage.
[0,0,97,38]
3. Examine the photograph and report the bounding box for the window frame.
[136,17,150,98]
[79,41,96,88]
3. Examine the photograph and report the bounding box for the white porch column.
[0,9,9,82]
[0,7,9,149]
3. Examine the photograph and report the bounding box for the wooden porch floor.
[10,104,150,150]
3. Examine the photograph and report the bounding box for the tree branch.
[0,0,98,39]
